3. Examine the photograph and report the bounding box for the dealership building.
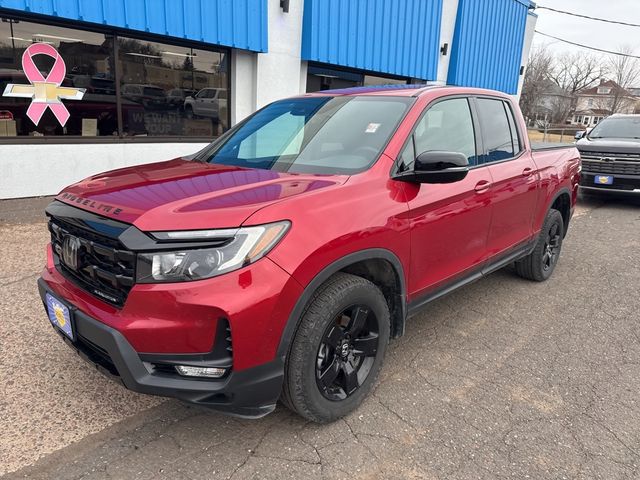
[0,0,536,199]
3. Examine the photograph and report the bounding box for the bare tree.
[600,45,640,114]
[547,94,573,125]
[549,53,602,94]
[548,52,604,121]
[520,46,554,123]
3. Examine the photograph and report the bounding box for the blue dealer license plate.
[45,293,74,340]
[594,175,614,185]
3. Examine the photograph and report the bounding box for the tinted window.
[476,99,515,163]
[0,18,117,137]
[398,137,416,172]
[0,15,230,139]
[413,98,477,165]
[589,116,640,139]
[505,103,521,153]
[117,37,229,137]
[200,96,413,175]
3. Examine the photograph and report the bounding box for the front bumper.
[580,172,640,194]
[38,278,284,418]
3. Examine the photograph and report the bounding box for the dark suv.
[577,114,640,194]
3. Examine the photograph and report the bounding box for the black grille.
[76,334,120,377]
[579,150,640,161]
[581,159,640,176]
[49,216,135,307]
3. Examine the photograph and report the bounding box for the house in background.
[627,87,640,98]
[571,80,640,127]
[528,80,572,126]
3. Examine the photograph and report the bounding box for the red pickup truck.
[39,85,580,423]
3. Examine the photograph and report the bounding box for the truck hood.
[576,137,640,155]
[57,158,345,231]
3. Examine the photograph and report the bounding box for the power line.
[535,31,640,59]
[536,5,640,28]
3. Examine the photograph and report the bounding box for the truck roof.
[303,84,511,98]
[304,84,439,97]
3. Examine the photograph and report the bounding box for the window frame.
[470,95,525,168]
[391,94,482,176]
[0,11,231,144]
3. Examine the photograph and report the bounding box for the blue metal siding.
[301,0,443,80]
[447,0,529,94]
[0,0,268,52]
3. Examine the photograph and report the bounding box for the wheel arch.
[276,249,407,360]
[547,187,572,236]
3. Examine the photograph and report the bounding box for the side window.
[398,137,416,172]
[476,98,515,163]
[413,98,477,166]
[504,102,522,154]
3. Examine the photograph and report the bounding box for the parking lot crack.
[582,413,640,460]
[226,427,270,480]
[0,272,39,286]
[371,393,419,432]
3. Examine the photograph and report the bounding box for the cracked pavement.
[2,192,640,479]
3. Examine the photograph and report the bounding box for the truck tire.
[282,273,390,423]
[515,208,564,282]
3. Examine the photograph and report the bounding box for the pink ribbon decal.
[2,43,85,127]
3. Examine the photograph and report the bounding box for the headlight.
[136,221,290,283]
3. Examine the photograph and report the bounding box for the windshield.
[588,117,640,139]
[197,96,413,175]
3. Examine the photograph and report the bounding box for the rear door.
[475,97,539,257]
[403,97,494,300]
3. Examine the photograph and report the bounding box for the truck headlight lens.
[136,221,290,283]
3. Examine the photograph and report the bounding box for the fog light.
[175,365,226,378]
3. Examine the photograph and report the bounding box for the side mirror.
[574,131,586,140]
[397,151,470,184]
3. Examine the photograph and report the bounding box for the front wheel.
[515,208,564,282]
[282,273,390,423]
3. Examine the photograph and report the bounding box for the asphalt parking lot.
[1,193,639,480]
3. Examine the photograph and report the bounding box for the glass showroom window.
[0,17,117,137]
[117,36,229,138]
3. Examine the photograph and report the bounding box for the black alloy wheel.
[515,208,564,282]
[542,222,561,272]
[282,272,390,423]
[315,304,379,401]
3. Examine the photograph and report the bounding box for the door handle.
[474,180,492,193]
[522,167,534,177]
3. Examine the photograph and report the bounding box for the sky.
[531,0,640,56]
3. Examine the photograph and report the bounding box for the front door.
[403,97,494,301]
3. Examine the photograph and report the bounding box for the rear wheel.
[282,273,390,423]
[515,208,564,282]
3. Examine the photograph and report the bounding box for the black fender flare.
[544,187,572,235]
[276,248,407,360]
